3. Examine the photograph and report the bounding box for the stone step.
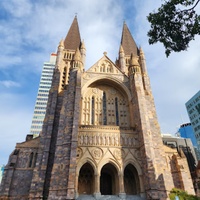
[99,195,121,200]
[77,195,145,200]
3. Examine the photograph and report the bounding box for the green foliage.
[169,188,200,200]
[147,0,200,57]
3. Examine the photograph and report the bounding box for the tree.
[147,0,200,57]
[169,188,200,200]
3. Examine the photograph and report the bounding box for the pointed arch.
[82,76,131,101]
[100,163,119,195]
[123,160,144,194]
[124,164,140,195]
[78,162,95,195]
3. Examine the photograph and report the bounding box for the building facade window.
[103,92,107,125]
[115,97,119,126]
[91,97,95,125]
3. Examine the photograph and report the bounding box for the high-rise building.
[186,90,200,159]
[0,17,195,200]
[0,165,4,185]
[30,53,57,137]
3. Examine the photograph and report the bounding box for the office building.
[0,166,4,185]
[30,53,57,137]
[186,90,200,159]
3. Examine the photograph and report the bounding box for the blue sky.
[0,0,200,165]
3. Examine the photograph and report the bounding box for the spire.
[64,16,81,50]
[121,22,138,56]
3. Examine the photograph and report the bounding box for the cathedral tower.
[0,17,195,200]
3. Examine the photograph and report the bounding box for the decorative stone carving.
[77,148,83,159]
[91,148,103,160]
[78,130,137,147]
[113,149,123,160]
[92,88,98,94]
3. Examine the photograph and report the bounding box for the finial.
[103,52,107,56]
[81,40,86,49]
[74,47,81,61]
[119,45,124,53]
[58,39,64,47]
[75,13,78,18]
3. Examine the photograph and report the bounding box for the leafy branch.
[147,0,200,56]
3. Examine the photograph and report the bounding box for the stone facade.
[0,17,195,200]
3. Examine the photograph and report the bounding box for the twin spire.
[63,16,139,56]
[63,16,142,74]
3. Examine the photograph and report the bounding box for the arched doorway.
[100,163,119,195]
[78,163,94,195]
[124,164,140,195]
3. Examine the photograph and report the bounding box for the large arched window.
[81,85,130,126]
[115,97,119,125]
[91,96,95,125]
[103,92,107,125]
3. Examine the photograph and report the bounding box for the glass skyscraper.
[186,90,200,159]
[30,53,57,137]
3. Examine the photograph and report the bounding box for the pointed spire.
[119,44,124,53]
[64,16,81,50]
[121,22,138,56]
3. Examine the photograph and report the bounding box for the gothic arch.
[78,162,95,195]
[82,75,131,101]
[100,163,119,195]
[123,159,142,176]
[98,158,121,175]
[76,158,97,175]
[81,77,131,126]
[124,164,140,195]
[123,160,144,195]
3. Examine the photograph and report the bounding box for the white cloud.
[0,81,20,88]
[2,0,32,18]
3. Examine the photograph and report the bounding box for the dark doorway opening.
[124,164,140,195]
[100,172,112,195]
[78,163,94,195]
[100,163,118,195]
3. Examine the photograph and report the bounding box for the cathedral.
[0,17,195,200]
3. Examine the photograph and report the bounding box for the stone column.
[119,173,126,199]
[94,173,101,199]
[75,174,79,199]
